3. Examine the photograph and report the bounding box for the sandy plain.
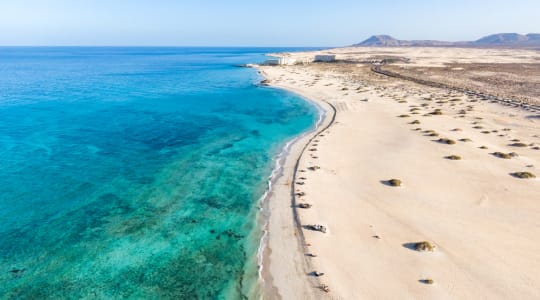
[259,47,540,300]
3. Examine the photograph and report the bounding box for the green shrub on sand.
[511,172,536,179]
[437,138,456,145]
[414,241,436,251]
[388,179,402,186]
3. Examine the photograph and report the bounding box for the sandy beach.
[260,47,540,299]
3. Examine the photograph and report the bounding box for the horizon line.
[0,45,334,48]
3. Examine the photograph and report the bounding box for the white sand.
[260,48,540,299]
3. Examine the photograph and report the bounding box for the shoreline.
[254,46,539,299]
[255,67,336,299]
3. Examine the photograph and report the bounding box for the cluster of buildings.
[263,54,336,66]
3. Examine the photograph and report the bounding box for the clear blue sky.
[1,0,539,46]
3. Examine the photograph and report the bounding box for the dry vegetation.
[385,63,540,105]
[414,241,436,252]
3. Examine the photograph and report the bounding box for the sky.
[0,0,539,46]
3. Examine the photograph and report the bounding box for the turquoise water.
[0,47,318,299]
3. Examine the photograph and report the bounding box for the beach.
[259,47,540,299]
[0,47,320,299]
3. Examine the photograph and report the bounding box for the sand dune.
[260,47,540,299]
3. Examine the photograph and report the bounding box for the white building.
[263,57,297,66]
[314,55,336,62]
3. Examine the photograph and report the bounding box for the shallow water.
[0,47,318,299]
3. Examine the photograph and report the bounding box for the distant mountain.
[527,33,540,41]
[355,35,455,47]
[354,33,540,47]
[475,33,529,45]
[358,35,401,46]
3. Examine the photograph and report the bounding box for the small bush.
[410,120,421,124]
[445,155,461,160]
[512,172,536,179]
[414,241,435,251]
[421,279,434,285]
[510,142,528,147]
[388,179,402,186]
[492,152,517,159]
[459,138,472,142]
[398,114,410,118]
[437,138,456,145]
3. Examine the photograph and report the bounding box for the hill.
[354,33,540,47]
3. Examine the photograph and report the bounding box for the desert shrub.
[414,241,435,251]
[388,179,402,186]
[437,138,456,145]
[445,155,461,160]
[492,152,511,159]
[493,152,517,159]
[512,172,536,179]
[459,138,472,142]
[509,142,528,147]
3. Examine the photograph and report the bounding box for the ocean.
[0,47,319,299]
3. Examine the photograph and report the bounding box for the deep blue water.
[0,47,318,299]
